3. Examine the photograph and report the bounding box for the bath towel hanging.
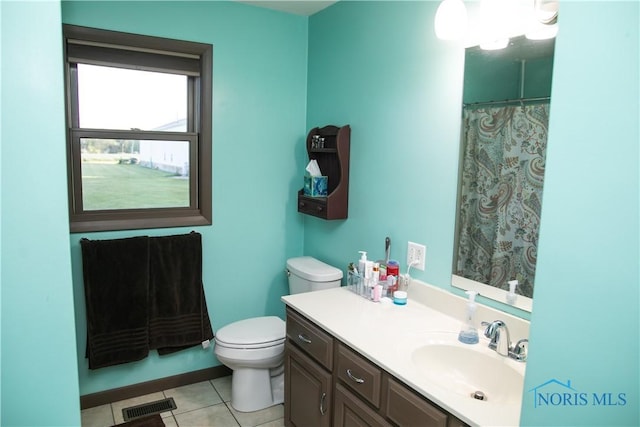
[148,231,214,354]
[80,236,150,369]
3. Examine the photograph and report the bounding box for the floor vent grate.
[122,397,177,421]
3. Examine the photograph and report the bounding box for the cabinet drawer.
[335,343,383,408]
[298,195,328,219]
[384,377,448,427]
[286,308,334,370]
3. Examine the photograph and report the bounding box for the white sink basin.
[411,335,525,404]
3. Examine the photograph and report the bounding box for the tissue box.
[304,174,328,197]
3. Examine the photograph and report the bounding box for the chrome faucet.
[482,320,528,362]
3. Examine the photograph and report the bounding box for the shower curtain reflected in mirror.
[455,103,549,298]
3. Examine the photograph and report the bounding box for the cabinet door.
[384,377,448,427]
[447,416,469,427]
[285,343,332,427]
[334,384,392,427]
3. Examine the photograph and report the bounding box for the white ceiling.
[236,0,337,16]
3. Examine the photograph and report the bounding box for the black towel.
[148,232,214,354]
[80,236,150,370]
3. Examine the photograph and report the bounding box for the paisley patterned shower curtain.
[454,103,549,298]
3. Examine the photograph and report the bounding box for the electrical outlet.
[407,241,426,271]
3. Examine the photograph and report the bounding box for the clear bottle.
[358,251,367,280]
[458,290,479,344]
[371,263,380,300]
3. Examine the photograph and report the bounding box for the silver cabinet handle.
[320,392,327,415]
[297,334,312,344]
[346,369,365,384]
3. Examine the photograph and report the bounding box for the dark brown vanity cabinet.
[297,125,350,220]
[284,307,469,427]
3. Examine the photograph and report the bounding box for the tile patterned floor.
[80,376,285,427]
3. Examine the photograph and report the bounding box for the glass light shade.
[533,0,559,24]
[526,22,558,40]
[434,0,468,40]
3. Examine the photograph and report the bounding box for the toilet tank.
[286,256,343,294]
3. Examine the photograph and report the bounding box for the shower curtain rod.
[463,96,550,108]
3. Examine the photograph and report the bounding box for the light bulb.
[434,0,468,41]
[476,0,511,49]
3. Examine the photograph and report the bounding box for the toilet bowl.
[214,316,285,412]
[214,256,342,412]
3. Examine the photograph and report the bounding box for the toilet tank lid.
[286,256,343,282]
[216,316,285,345]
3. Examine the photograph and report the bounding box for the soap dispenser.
[458,290,479,344]
[358,251,368,279]
[506,280,518,305]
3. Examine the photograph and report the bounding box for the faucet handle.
[482,320,506,339]
[482,320,527,361]
[482,320,509,355]
[509,339,528,362]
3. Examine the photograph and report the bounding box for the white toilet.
[213,256,343,412]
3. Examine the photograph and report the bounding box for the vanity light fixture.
[526,0,559,40]
[477,0,512,50]
[435,0,559,46]
[525,21,558,40]
[434,0,468,40]
[532,0,559,24]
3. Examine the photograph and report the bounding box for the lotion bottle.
[372,262,380,284]
[370,262,380,300]
[358,251,368,278]
[458,290,479,344]
[364,260,374,295]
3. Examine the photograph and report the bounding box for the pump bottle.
[506,280,518,305]
[358,251,367,280]
[458,290,479,344]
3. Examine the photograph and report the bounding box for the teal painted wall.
[61,1,308,396]
[521,2,639,425]
[0,2,3,422]
[305,1,638,426]
[1,2,81,426]
[305,0,465,297]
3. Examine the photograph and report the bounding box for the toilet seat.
[215,316,285,350]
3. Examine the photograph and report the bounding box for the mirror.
[452,35,555,312]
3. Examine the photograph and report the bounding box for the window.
[63,25,212,232]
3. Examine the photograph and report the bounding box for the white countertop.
[282,282,529,427]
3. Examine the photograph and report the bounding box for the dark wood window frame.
[63,24,212,233]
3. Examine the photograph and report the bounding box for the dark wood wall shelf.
[298,124,350,220]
